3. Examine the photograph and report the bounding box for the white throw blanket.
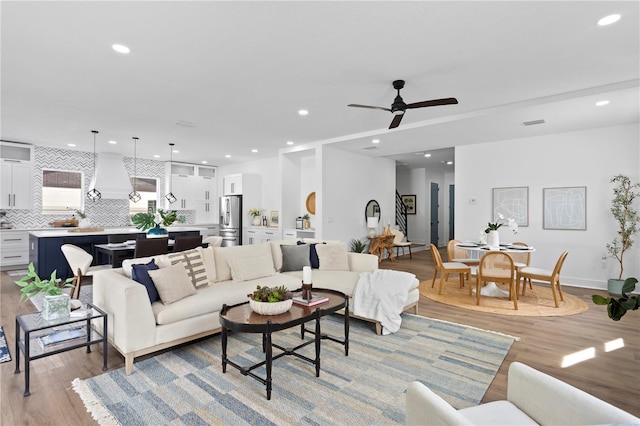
[353,269,417,335]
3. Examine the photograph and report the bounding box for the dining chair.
[108,233,133,244]
[203,235,223,247]
[516,251,569,308]
[509,241,532,290]
[430,244,471,295]
[133,238,169,258]
[447,239,479,281]
[173,235,203,252]
[60,244,112,299]
[391,229,412,259]
[475,251,518,310]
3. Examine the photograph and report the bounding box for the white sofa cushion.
[316,243,350,271]
[214,243,274,282]
[121,254,170,278]
[460,401,537,425]
[152,273,301,325]
[198,246,217,285]
[227,255,276,282]
[148,263,197,305]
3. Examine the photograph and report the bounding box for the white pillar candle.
[302,266,312,284]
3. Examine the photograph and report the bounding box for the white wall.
[321,145,396,244]
[455,123,640,290]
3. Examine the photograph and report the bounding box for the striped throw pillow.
[167,248,209,288]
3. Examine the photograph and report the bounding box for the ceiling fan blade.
[348,104,392,112]
[389,114,404,129]
[405,97,458,109]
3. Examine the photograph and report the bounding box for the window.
[42,170,83,213]
[129,177,158,214]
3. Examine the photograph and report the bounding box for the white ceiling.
[2,1,638,174]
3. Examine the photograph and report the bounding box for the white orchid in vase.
[480,213,518,244]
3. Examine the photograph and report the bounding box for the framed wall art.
[543,186,586,230]
[401,194,416,215]
[269,211,279,227]
[492,187,529,226]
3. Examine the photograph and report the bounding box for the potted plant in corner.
[603,174,640,296]
[15,262,74,321]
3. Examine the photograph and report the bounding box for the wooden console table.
[368,235,395,262]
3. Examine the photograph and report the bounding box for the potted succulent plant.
[302,213,311,229]
[603,175,640,295]
[349,238,368,253]
[247,285,293,315]
[15,262,74,320]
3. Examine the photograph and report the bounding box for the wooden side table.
[368,235,395,262]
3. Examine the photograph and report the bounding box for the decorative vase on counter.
[252,216,262,226]
[486,230,500,248]
[42,294,70,321]
[78,218,91,228]
[147,224,169,238]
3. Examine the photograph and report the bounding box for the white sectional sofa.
[93,239,419,375]
[406,361,640,425]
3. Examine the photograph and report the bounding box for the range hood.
[89,152,133,200]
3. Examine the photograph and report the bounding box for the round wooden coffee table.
[219,288,349,400]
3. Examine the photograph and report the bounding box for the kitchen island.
[29,227,203,279]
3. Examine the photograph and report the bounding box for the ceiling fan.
[348,80,458,129]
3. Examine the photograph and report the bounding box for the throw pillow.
[131,259,160,303]
[167,248,208,288]
[297,240,326,268]
[226,255,276,282]
[281,244,311,272]
[316,243,350,271]
[148,263,197,305]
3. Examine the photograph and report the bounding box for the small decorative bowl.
[249,299,292,315]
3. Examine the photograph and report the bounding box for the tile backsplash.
[2,145,194,229]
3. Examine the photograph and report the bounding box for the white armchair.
[406,362,639,425]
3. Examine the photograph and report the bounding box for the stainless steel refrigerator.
[219,195,242,246]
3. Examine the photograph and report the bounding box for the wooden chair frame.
[516,251,568,308]
[430,244,471,295]
[475,251,518,310]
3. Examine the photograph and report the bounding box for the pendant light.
[86,130,101,201]
[165,143,177,204]
[128,137,141,202]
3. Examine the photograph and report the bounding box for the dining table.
[94,239,176,267]
[455,242,535,297]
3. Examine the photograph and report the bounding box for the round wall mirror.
[365,200,381,222]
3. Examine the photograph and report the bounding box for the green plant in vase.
[131,209,178,231]
[15,262,74,320]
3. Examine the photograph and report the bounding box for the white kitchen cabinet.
[1,161,33,209]
[0,230,30,269]
[165,162,217,213]
[223,173,242,196]
[282,228,315,240]
[244,227,282,245]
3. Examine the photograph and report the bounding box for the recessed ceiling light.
[67,143,76,147]
[447,161,453,165]
[201,160,208,164]
[108,140,117,145]
[286,141,294,145]
[424,153,431,158]
[172,149,179,154]
[598,14,621,26]
[112,44,130,54]
[153,154,160,158]
[595,100,610,106]
[225,154,231,158]
[298,109,309,116]
[372,139,380,144]
[252,149,258,153]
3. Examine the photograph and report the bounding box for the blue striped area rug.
[72,314,517,425]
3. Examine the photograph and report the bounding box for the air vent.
[174,120,198,128]
[362,146,378,150]
[521,119,546,126]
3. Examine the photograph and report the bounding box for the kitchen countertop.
[28,226,210,238]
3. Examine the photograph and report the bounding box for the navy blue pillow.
[131,259,160,303]
[297,241,324,269]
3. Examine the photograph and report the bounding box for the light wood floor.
[1,250,639,425]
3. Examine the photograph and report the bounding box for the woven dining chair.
[475,251,518,310]
[430,244,471,295]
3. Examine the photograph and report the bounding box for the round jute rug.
[420,280,589,316]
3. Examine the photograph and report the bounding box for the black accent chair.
[133,238,169,258]
[173,235,203,253]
